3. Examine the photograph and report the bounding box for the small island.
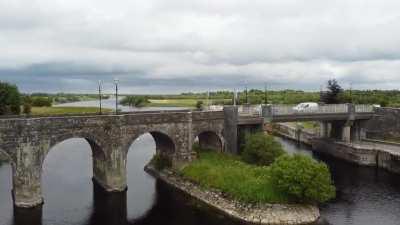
[146,132,336,225]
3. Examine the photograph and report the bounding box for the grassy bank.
[31,107,112,115]
[181,151,289,204]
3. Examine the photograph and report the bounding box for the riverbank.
[145,165,319,225]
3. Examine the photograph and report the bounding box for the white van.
[293,102,319,112]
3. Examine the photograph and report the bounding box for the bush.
[270,154,336,204]
[195,100,203,110]
[32,97,52,107]
[120,96,149,107]
[150,153,172,170]
[241,133,285,166]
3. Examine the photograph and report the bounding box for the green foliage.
[0,81,21,115]
[270,154,336,204]
[195,100,203,109]
[32,97,52,107]
[181,151,289,203]
[120,96,149,107]
[321,79,343,104]
[150,153,172,170]
[241,133,285,166]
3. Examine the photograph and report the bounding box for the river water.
[1,102,400,225]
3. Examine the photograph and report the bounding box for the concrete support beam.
[223,106,238,154]
[93,147,127,192]
[319,122,329,138]
[342,125,352,142]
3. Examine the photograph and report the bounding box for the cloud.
[1,0,400,93]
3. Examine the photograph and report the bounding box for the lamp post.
[114,78,119,114]
[98,80,103,114]
[245,82,248,104]
[264,83,268,104]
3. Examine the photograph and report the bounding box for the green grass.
[31,107,112,115]
[180,151,289,204]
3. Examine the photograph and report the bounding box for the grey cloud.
[1,0,400,93]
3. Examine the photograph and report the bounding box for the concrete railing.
[268,104,348,116]
[238,105,262,116]
[355,104,375,113]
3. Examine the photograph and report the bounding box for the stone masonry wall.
[0,111,225,207]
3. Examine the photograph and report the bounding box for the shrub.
[32,97,52,107]
[195,100,203,110]
[270,154,336,204]
[120,96,149,107]
[241,133,285,166]
[150,153,172,170]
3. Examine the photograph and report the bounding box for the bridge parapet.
[262,104,375,122]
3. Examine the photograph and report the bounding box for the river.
[1,102,400,225]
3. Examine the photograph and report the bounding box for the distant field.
[148,99,231,107]
[31,107,112,115]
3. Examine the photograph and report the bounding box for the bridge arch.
[194,130,224,152]
[125,131,176,157]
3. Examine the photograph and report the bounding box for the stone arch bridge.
[0,108,249,208]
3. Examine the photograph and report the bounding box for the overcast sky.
[1,0,400,94]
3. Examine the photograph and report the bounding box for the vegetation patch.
[270,154,336,204]
[182,132,336,205]
[181,151,289,204]
[241,132,285,166]
[120,96,149,107]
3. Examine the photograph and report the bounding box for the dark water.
[1,135,400,225]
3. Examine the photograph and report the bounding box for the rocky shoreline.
[145,165,320,225]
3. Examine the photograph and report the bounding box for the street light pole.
[245,81,248,104]
[98,80,102,114]
[264,83,268,104]
[114,78,119,114]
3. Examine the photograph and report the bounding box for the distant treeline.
[120,89,400,107]
[28,93,110,104]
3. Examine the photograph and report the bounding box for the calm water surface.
[1,132,400,225]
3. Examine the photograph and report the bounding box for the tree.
[31,97,52,107]
[0,81,21,115]
[195,100,203,110]
[270,154,336,204]
[321,79,343,104]
[241,133,285,166]
[120,96,149,107]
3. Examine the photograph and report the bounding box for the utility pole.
[264,83,268,104]
[245,81,248,104]
[349,82,353,103]
[233,88,237,106]
[98,80,102,114]
[114,78,119,114]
